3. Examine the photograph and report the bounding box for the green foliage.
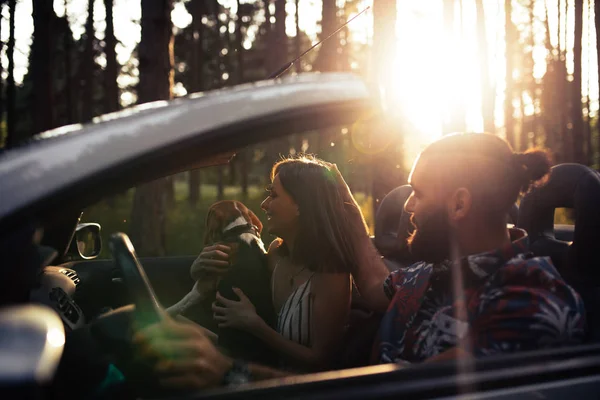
[0,119,6,148]
[554,208,575,225]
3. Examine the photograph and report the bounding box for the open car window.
[81,120,404,259]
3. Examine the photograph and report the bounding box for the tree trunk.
[63,0,73,124]
[519,92,528,151]
[294,0,301,73]
[31,0,54,135]
[585,0,593,164]
[102,0,119,209]
[268,0,290,175]
[236,0,244,84]
[234,3,247,197]
[99,0,122,206]
[313,0,337,72]
[476,0,494,133]
[0,7,3,147]
[263,0,275,75]
[82,0,95,122]
[6,0,16,148]
[130,0,174,256]
[572,0,585,164]
[371,0,401,217]
[273,0,287,68]
[104,0,119,114]
[596,0,600,163]
[188,0,206,206]
[555,0,568,162]
[528,0,537,147]
[504,0,515,148]
[218,6,234,88]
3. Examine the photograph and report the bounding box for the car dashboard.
[29,266,86,331]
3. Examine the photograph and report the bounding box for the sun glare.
[391,0,486,145]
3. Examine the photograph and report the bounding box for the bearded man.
[365,132,586,363]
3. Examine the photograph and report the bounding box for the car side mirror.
[68,223,102,260]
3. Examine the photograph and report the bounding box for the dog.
[167,200,277,366]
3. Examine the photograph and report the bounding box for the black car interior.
[373,184,415,271]
[517,163,600,342]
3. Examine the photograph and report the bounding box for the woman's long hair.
[271,155,365,274]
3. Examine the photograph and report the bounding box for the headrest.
[517,163,600,281]
[374,185,414,263]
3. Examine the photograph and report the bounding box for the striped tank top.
[274,263,315,348]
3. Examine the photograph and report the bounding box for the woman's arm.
[327,163,392,313]
[252,272,351,369]
[350,236,392,313]
[214,272,351,370]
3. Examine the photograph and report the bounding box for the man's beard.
[407,206,452,264]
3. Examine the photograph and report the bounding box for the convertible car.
[1,73,600,399]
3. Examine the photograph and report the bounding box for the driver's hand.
[133,317,232,390]
[190,244,232,281]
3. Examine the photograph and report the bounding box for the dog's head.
[204,200,263,246]
[191,201,263,290]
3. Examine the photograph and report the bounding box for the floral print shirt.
[373,229,586,364]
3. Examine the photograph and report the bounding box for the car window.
[555,207,575,225]
[81,124,400,259]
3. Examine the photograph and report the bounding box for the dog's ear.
[246,207,263,234]
[204,207,224,245]
[234,201,262,234]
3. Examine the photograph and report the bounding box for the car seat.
[372,185,519,265]
[517,163,600,342]
[373,184,415,271]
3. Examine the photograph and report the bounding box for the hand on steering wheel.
[133,317,232,390]
[107,233,234,394]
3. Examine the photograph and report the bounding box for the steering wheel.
[108,233,166,327]
[89,233,173,398]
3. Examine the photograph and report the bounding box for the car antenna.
[267,6,371,80]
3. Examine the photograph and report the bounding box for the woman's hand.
[212,288,262,333]
[325,162,354,204]
[190,244,232,281]
[133,317,232,390]
[325,162,369,233]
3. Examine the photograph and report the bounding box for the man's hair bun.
[512,149,552,193]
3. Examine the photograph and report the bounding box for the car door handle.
[112,278,123,284]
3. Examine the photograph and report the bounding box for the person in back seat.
[365,132,586,363]
[132,133,586,389]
